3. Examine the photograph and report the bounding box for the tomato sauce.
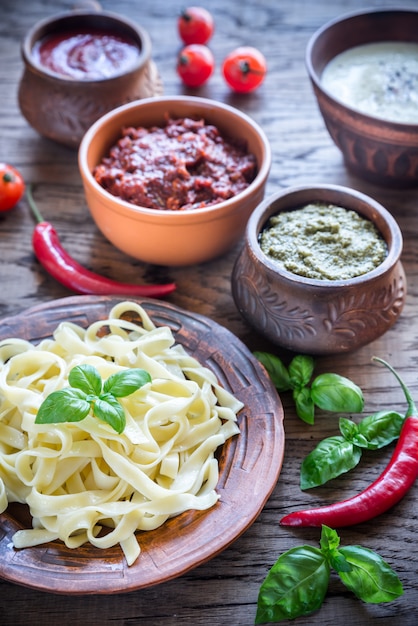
[93,117,257,210]
[32,28,140,80]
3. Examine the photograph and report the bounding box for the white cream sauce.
[321,42,418,123]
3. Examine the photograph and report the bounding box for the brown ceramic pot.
[232,185,406,355]
[18,7,162,148]
[306,9,418,187]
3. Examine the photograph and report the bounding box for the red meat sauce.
[93,116,257,211]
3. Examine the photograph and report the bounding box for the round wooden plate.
[0,296,284,595]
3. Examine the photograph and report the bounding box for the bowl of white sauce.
[306,8,418,187]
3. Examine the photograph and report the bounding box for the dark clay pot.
[18,6,163,148]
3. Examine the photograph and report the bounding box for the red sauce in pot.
[32,28,140,80]
[93,117,257,210]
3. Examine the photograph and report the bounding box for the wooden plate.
[0,296,284,595]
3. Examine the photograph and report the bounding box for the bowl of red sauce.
[78,96,271,266]
[18,6,162,148]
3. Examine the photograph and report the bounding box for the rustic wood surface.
[0,0,417,624]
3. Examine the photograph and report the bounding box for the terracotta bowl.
[18,6,162,148]
[231,184,406,355]
[78,96,271,267]
[306,9,418,187]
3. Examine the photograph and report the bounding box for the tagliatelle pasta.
[0,301,242,566]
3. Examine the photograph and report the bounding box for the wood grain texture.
[0,0,418,624]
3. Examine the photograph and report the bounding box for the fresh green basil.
[311,373,364,413]
[256,526,403,623]
[253,351,292,392]
[301,409,405,488]
[255,546,329,623]
[300,435,362,489]
[293,386,315,425]
[288,354,314,389]
[35,364,151,434]
[357,410,403,450]
[337,545,404,603]
[253,352,364,425]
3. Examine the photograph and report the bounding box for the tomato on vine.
[222,46,267,93]
[178,7,214,45]
[177,44,215,87]
[0,163,25,212]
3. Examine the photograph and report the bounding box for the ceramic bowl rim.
[21,8,152,84]
[305,7,418,131]
[78,95,272,224]
[246,183,403,288]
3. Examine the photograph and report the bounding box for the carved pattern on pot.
[324,274,406,338]
[233,254,316,342]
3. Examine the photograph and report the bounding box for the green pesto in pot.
[259,202,388,280]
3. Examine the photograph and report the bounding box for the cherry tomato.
[222,46,267,93]
[0,163,25,212]
[177,44,215,87]
[178,7,214,45]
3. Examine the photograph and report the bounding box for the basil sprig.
[35,364,151,434]
[300,410,404,489]
[254,352,364,424]
[255,525,403,623]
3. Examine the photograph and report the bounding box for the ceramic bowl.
[306,8,418,187]
[232,184,406,355]
[18,6,162,148]
[78,96,271,267]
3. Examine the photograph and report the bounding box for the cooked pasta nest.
[0,302,242,566]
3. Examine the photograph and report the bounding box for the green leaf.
[35,388,90,424]
[94,394,126,434]
[103,368,151,397]
[293,386,315,424]
[255,546,329,623]
[338,545,403,603]
[311,373,364,413]
[338,416,359,441]
[288,355,314,389]
[69,364,102,396]
[253,352,292,392]
[300,435,362,489]
[319,526,352,573]
[357,410,404,450]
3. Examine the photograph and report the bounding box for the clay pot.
[18,6,162,148]
[78,96,271,267]
[306,9,418,187]
[232,185,406,355]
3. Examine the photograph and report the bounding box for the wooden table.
[1,0,418,624]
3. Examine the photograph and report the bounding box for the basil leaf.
[338,545,403,603]
[357,410,404,450]
[35,388,90,424]
[300,435,362,489]
[319,526,352,573]
[69,364,102,396]
[288,355,314,389]
[293,386,315,424]
[339,416,359,441]
[311,373,364,413]
[253,351,292,392]
[255,546,329,624]
[103,368,151,397]
[94,394,126,434]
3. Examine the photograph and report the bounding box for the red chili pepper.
[27,186,176,298]
[280,357,418,528]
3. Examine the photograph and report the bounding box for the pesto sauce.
[259,203,388,280]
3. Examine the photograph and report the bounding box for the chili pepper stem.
[26,184,44,223]
[372,356,417,418]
